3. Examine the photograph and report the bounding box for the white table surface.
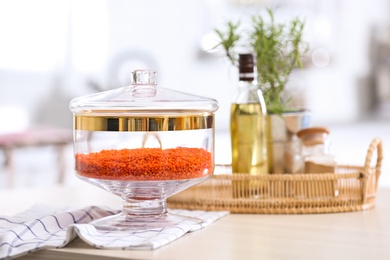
[1,183,389,260]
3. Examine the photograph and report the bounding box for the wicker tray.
[168,138,383,214]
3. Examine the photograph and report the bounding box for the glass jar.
[69,69,219,230]
[297,127,336,173]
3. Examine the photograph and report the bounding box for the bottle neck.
[238,73,257,89]
[237,79,256,90]
[239,72,255,82]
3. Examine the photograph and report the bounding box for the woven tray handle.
[364,138,383,184]
[362,138,383,204]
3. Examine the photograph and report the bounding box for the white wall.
[0,0,389,133]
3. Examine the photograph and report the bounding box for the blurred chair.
[0,126,73,188]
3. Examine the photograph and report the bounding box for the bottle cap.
[239,53,255,81]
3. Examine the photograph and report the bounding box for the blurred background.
[0,0,389,188]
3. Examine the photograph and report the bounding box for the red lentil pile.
[75,147,213,181]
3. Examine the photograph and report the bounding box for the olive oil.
[230,54,268,198]
[230,103,267,175]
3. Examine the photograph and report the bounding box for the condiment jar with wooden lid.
[297,127,336,174]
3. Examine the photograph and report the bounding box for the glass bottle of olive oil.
[230,54,268,197]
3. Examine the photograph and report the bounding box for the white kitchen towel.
[0,205,228,259]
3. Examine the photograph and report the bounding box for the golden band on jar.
[74,114,214,131]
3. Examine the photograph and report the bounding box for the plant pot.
[266,110,311,173]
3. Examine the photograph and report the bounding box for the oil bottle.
[230,53,268,197]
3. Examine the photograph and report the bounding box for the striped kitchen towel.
[0,205,228,259]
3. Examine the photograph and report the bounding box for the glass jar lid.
[69,70,219,132]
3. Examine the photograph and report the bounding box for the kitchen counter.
[1,183,389,260]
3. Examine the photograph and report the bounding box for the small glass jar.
[297,127,336,173]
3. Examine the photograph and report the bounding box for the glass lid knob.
[131,70,157,97]
[132,70,157,85]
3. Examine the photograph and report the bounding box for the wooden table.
[1,183,389,260]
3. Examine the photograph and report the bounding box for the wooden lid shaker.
[297,127,336,174]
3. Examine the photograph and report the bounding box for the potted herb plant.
[215,8,311,173]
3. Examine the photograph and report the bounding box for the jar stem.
[122,199,167,216]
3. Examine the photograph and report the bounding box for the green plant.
[215,8,308,114]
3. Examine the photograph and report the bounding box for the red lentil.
[75,147,213,181]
